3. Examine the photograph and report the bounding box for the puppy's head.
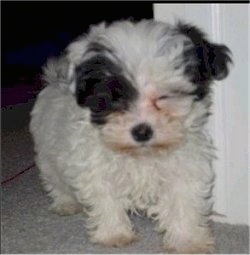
[56,20,232,152]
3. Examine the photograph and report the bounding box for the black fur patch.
[177,22,232,100]
[75,55,138,125]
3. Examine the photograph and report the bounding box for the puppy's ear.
[41,54,79,96]
[178,22,232,84]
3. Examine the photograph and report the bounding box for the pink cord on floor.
[1,163,35,185]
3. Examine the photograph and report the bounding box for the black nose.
[131,123,153,142]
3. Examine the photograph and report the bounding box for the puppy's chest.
[110,159,166,209]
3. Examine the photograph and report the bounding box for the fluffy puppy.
[30,19,232,253]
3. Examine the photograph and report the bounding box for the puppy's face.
[65,20,232,152]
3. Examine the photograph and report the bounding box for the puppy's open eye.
[107,79,123,101]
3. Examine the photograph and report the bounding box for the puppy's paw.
[90,229,137,247]
[50,202,82,216]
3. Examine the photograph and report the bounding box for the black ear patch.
[177,22,232,94]
[75,55,138,125]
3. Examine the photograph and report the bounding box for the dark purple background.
[2,2,153,107]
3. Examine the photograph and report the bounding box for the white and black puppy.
[30,19,232,253]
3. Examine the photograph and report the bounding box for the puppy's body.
[30,19,231,253]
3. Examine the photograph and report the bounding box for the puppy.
[30,19,232,253]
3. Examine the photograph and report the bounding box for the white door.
[154,3,249,225]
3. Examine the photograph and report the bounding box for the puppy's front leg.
[87,195,137,247]
[155,178,214,254]
[75,181,136,247]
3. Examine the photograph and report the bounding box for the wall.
[154,3,249,225]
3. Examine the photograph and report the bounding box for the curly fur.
[30,19,232,253]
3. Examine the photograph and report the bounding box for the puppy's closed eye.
[157,95,170,100]
[155,91,193,117]
[157,89,194,101]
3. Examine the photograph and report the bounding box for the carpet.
[1,108,249,254]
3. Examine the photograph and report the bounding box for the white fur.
[29,19,227,253]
